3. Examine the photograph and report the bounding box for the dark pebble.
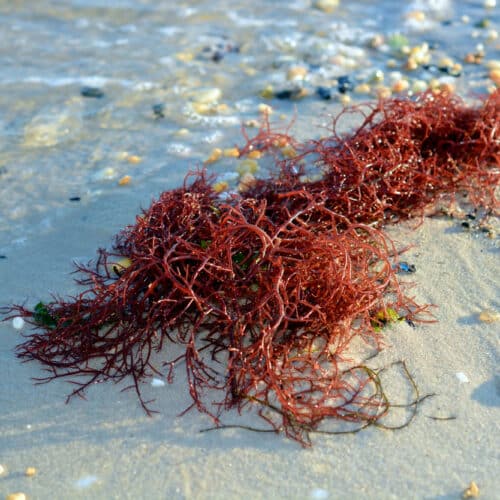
[316,86,332,100]
[211,51,224,62]
[69,196,81,202]
[0,255,6,259]
[275,89,303,100]
[152,103,165,118]
[337,75,354,94]
[81,86,104,98]
[466,213,476,220]
[438,66,461,77]
[461,221,471,229]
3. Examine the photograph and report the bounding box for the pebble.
[188,87,222,104]
[337,75,354,94]
[478,309,500,323]
[236,159,259,175]
[313,0,339,13]
[456,372,469,384]
[489,68,500,85]
[463,481,480,498]
[213,181,229,193]
[258,103,273,115]
[316,86,332,100]
[223,148,240,158]
[12,317,25,330]
[392,79,409,93]
[6,494,26,500]
[80,86,104,98]
[152,103,165,118]
[287,66,308,80]
[118,175,132,186]
[25,467,37,477]
[354,83,371,94]
[150,378,166,387]
[0,464,5,475]
[238,172,257,192]
[205,148,223,163]
[412,80,428,93]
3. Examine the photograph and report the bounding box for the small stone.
[339,94,351,105]
[247,150,262,160]
[0,464,5,475]
[150,378,165,388]
[406,10,426,21]
[12,317,25,330]
[238,172,256,192]
[260,85,274,99]
[258,103,273,115]
[118,175,132,186]
[205,148,223,164]
[25,467,37,477]
[316,86,332,100]
[213,181,229,193]
[223,148,240,158]
[6,494,27,500]
[478,309,500,323]
[313,0,339,13]
[456,372,469,384]
[412,80,428,93]
[489,68,500,85]
[152,103,165,118]
[287,66,308,80]
[236,159,259,175]
[463,481,480,498]
[376,86,392,99]
[188,87,222,104]
[126,155,142,164]
[337,75,354,94]
[80,87,104,98]
[392,79,409,93]
[281,145,297,158]
[439,82,455,94]
[175,52,194,62]
[354,83,371,94]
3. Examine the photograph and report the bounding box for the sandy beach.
[1,186,498,500]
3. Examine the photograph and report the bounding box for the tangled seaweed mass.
[5,90,499,445]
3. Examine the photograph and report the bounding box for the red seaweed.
[3,90,498,446]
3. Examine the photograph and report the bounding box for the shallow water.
[0,0,498,254]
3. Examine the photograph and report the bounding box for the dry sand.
[0,182,499,500]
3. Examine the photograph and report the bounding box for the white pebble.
[151,378,166,388]
[0,464,5,475]
[75,475,98,489]
[12,317,25,330]
[456,372,469,384]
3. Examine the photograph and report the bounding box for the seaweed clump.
[4,90,499,446]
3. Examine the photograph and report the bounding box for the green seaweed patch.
[33,302,58,329]
[371,307,401,332]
